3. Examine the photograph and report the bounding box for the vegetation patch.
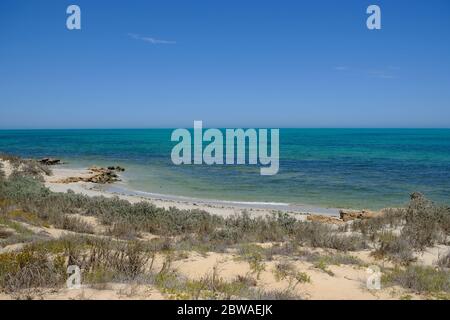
[383,265,450,294]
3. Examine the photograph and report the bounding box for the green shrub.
[295,222,366,251]
[351,209,403,240]
[0,247,65,292]
[372,232,416,265]
[383,265,450,293]
[401,193,449,250]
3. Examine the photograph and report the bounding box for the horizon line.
[1,127,450,130]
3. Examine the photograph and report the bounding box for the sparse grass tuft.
[0,247,65,292]
[295,222,366,251]
[372,232,416,265]
[238,244,266,280]
[383,265,450,294]
[53,215,94,234]
[273,261,311,289]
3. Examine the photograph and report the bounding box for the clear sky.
[1,0,450,129]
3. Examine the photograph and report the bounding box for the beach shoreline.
[43,166,341,219]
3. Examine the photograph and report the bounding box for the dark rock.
[39,158,61,165]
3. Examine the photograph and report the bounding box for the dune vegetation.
[0,155,449,300]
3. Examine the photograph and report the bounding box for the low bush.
[272,261,311,289]
[0,247,65,292]
[372,232,416,265]
[401,193,449,250]
[295,222,366,251]
[351,209,403,240]
[383,265,450,293]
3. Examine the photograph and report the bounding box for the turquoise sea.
[0,129,449,210]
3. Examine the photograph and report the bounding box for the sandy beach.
[44,165,340,220]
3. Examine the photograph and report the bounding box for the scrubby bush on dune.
[401,193,449,250]
[351,193,450,253]
[272,261,310,288]
[14,160,52,181]
[83,239,151,281]
[53,215,95,234]
[295,221,366,251]
[372,231,416,265]
[383,265,450,294]
[437,250,450,269]
[0,162,5,181]
[0,154,21,168]
[351,208,404,240]
[0,246,66,293]
[0,175,50,205]
[1,155,52,182]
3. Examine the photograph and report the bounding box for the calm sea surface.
[1,129,449,209]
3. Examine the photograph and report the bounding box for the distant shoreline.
[42,165,341,218]
[101,184,341,216]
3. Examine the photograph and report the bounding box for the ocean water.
[0,129,449,210]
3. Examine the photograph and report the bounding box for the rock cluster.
[57,166,123,184]
[107,166,125,172]
[339,209,382,222]
[39,158,62,165]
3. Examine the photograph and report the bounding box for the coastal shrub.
[0,247,66,292]
[372,232,416,265]
[273,261,311,289]
[264,242,298,260]
[437,251,450,269]
[235,274,258,287]
[20,160,52,179]
[6,209,46,226]
[295,222,366,251]
[313,259,335,276]
[152,261,300,300]
[249,288,301,300]
[106,220,141,240]
[319,252,364,266]
[1,173,306,247]
[383,265,450,293]
[238,244,266,280]
[0,162,5,181]
[0,214,50,248]
[401,193,449,249]
[0,154,21,169]
[52,215,95,234]
[224,212,294,243]
[0,215,34,236]
[351,209,404,240]
[188,265,251,299]
[83,239,151,281]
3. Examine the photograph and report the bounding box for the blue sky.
[1,0,450,129]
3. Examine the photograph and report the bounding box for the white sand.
[44,166,314,219]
